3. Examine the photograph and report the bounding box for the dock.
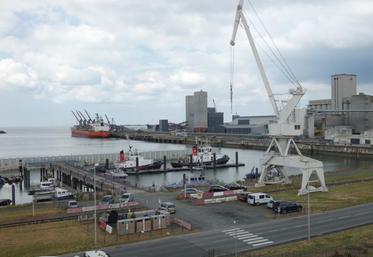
[51,162,126,195]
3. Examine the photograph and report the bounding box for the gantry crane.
[230,0,327,195]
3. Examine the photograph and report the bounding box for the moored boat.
[116,146,163,171]
[171,141,229,168]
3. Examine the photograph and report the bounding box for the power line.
[246,0,302,87]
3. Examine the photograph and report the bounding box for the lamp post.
[94,163,99,246]
[233,220,237,257]
[307,169,311,241]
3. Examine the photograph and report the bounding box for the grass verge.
[0,220,189,257]
[242,224,373,257]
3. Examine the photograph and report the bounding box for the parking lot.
[134,191,274,231]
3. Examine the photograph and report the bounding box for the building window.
[294,125,301,130]
[365,140,371,145]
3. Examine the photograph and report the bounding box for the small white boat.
[54,187,73,200]
[108,168,128,179]
[40,181,55,190]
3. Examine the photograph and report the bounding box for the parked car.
[266,200,285,209]
[84,250,110,257]
[100,195,114,205]
[181,188,202,196]
[208,185,228,193]
[159,202,176,214]
[247,193,273,205]
[0,199,12,206]
[224,183,247,191]
[119,193,134,204]
[67,200,79,208]
[274,201,303,214]
[237,192,251,202]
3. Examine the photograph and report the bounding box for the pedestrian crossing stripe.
[222,228,273,247]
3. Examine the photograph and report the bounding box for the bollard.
[213,153,216,169]
[135,157,139,172]
[105,159,109,169]
[189,154,193,171]
[18,160,22,175]
[11,184,15,205]
[235,151,238,166]
[163,156,167,171]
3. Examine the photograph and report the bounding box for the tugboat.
[71,110,110,138]
[171,140,230,168]
[116,146,163,171]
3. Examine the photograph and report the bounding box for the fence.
[0,149,190,171]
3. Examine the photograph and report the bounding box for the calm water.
[1,127,372,204]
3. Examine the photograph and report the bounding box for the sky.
[0,0,373,127]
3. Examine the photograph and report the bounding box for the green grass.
[242,224,373,257]
[0,220,188,257]
[0,202,65,224]
[0,221,93,257]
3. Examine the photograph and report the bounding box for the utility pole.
[94,163,99,246]
[233,220,237,257]
[307,170,311,241]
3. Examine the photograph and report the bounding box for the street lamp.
[307,169,311,241]
[233,220,237,257]
[94,163,99,246]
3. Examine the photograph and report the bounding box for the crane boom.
[105,114,111,124]
[230,0,279,117]
[84,110,92,122]
[71,111,80,123]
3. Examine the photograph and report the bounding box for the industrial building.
[158,119,169,132]
[307,74,373,144]
[223,115,275,135]
[207,108,224,133]
[185,90,208,132]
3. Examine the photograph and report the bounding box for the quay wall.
[112,131,373,159]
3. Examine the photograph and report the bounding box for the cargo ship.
[71,110,110,138]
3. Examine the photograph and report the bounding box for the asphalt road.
[64,202,373,257]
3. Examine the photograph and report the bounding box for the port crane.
[230,0,327,194]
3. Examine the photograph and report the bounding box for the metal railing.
[0,150,190,171]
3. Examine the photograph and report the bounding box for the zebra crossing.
[222,228,273,247]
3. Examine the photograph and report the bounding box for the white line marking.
[253,241,273,247]
[247,238,269,244]
[295,224,305,228]
[227,231,247,236]
[226,230,244,234]
[243,237,264,242]
[222,228,240,232]
[236,234,256,239]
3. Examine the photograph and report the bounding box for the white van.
[247,193,273,205]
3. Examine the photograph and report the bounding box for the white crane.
[230,0,327,195]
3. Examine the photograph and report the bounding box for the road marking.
[253,241,273,247]
[222,228,240,232]
[242,237,264,243]
[227,231,247,236]
[236,234,256,239]
[224,229,274,247]
[247,238,268,244]
[267,229,278,233]
[295,224,305,228]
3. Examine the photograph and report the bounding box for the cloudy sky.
[1,0,373,127]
